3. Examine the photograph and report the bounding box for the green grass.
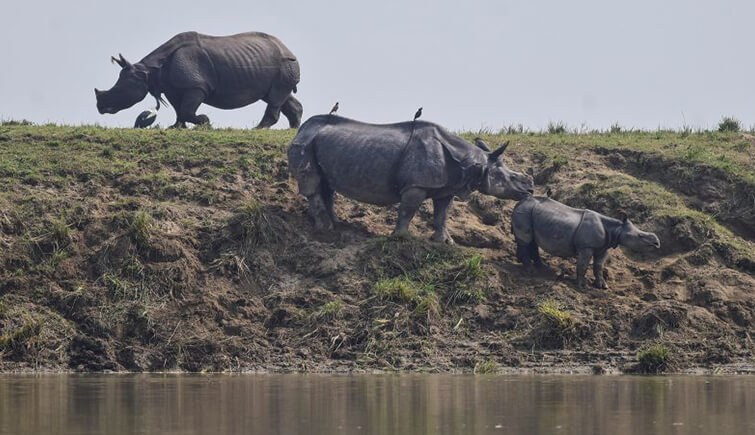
[637,344,671,373]
[465,130,754,185]
[129,210,153,249]
[367,237,490,313]
[473,358,500,374]
[314,299,344,320]
[374,276,440,319]
[538,299,574,330]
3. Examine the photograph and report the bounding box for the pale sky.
[1,0,753,131]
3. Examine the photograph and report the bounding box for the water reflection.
[0,375,753,435]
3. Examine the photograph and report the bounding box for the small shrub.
[637,344,671,373]
[474,358,500,374]
[547,121,567,134]
[610,123,622,133]
[718,116,741,133]
[538,299,574,330]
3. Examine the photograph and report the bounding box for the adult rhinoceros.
[95,31,302,129]
[288,115,534,243]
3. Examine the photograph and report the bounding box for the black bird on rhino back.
[288,115,534,244]
[95,31,302,129]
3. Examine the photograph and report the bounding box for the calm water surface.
[1,374,754,435]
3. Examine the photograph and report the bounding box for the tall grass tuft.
[547,121,567,134]
[718,116,741,133]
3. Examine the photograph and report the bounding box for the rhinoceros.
[95,31,302,129]
[288,115,534,243]
[511,196,660,288]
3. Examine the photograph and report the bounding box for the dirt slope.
[0,124,752,373]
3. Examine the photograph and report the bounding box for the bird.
[329,102,339,115]
[134,107,157,128]
[413,107,422,121]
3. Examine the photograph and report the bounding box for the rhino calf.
[511,196,660,288]
[288,115,534,243]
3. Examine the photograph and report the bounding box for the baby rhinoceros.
[511,196,660,289]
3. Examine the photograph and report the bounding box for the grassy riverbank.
[0,122,753,373]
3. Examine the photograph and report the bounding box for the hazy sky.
[1,0,753,131]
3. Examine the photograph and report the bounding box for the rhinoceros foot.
[431,230,455,245]
[593,278,608,289]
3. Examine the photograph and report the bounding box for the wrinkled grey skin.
[512,196,660,289]
[288,115,534,243]
[95,31,302,129]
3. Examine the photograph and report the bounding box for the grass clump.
[231,200,288,249]
[129,210,153,249]
[0,317,42,352]
[473,358,500,374]
[314,299,344,320]
[538,299,574,330]
[104,273,136,300]
[551,155,569,169]
[718,116,741,133]
[374,277,439,320]
[547,121,567,134]
[531,299,580,349]
[636,343,671,373]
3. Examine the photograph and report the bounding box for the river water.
[0,374,753,435]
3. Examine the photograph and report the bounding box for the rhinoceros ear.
[111,54,131,69]
[474,138,491,152]
[616,209,628,223]
[488,140,510,161]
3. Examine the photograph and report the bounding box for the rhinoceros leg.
[176,89,210,126]
[306,193,333,231]
[321,180,340,224]
[431,196,454,244]
[392,188,426,237]
[576,248,594,289]
[281,96,303,128]
[256,104,282,129]
[165,93,187,129]
[592,250,610,289]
